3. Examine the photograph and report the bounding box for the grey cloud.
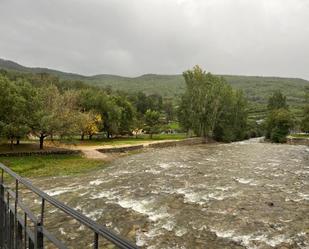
[0,0,308,79]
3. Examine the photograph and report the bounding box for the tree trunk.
[10,138,14,150]
[150,133,153,139]
[107,131,111,139]
[89,134,93,140]
[39,135,45,150]
[81,133,85,140]
[16,139,20,145]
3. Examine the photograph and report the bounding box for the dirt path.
[73,140,182,160]
[81,149,110,159]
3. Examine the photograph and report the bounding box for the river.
[27,138,308,249]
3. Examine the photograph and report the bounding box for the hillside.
[0,58,308,118]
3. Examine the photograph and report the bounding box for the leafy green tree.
[134,92,149,114]
[265,91,293,142]
[113,96,135,135]
[267,90,288,110]
[0,76,32,149]
[266,108,294,143]
[163,100,175,123]
[301,87,309,133]
[132,114,145,138]
[213,89,248,142]
[31,85,80,149]
[180,66,231,138]
[147,94,163,112]
[145,109,160,138]
[300,106,309,133]
[177,95,193,135]
[31,85,61,149]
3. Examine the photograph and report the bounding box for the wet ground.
[28,138,308,249]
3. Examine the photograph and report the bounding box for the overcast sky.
[0,0,308,79]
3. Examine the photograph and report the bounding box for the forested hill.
[1,58,308,107]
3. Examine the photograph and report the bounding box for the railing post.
[94,232,99,249]
[35,221,44,249]
[16,222,23,249]
[15,180,19,249]
[9,209,14,249]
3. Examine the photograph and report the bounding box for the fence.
[0,163,138,249]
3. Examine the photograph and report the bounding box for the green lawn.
[57,133,188,147]
[0,133,188,178]
[0,155,105,178]
[0,133,188,150]
[290,133,309,139]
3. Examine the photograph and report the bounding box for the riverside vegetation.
[0,65,308,177]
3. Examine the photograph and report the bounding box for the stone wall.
[97,145,144,153]
[287,137,309,146]
[147,138,204,148]
[97,138,205,153]
[0,149,81,157]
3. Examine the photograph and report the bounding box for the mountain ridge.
[0,57,307,82]
[0,58,308,116]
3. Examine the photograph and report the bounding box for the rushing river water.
[28,138,308,249]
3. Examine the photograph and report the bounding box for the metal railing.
[0,163,138,249]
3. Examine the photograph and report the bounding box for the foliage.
[144,109,161,138]
[77,111,102,140]
[0,76,32,148]
[265,91,294,142]
[301,87,309,133]
[0,72,174,149]
[265,108,294,143]
[2,155,105,177]
[178,66,248,141]
[267,90,288,110]
[1,58,308,121]
[213,90,248,142]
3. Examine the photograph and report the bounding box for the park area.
[0,133,187,178]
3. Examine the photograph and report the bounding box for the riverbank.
[0,137,203,178]
[287,135,309,146]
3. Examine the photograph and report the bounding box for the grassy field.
[0,154,105,178]
[61,133,188,147]
[0,133,188,151]
[290,134,309,139]
[0,133,187,178]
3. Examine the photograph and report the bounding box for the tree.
[113,96,135,135]
[301,87,309,133]
[31,85,80,149]
[31,85,61,149]
[180,65,232,139]
[147,94,163,112]
[300,106,309,133]
[163,100,175,123]
[77,111,102,140]
[78,89,123,138]
[213,89,248,142]
[177,95,193,135]
[134,92,148,114]
[0,76,31,149]
[266,109,294,143]
[265,91,293,142]
[267,90,288,111]
[145,109,160,138]
[132,114,144,138]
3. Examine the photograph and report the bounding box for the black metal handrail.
[0,163,138,249]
